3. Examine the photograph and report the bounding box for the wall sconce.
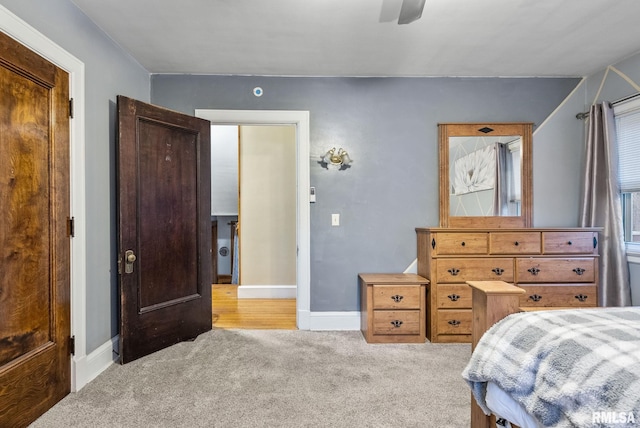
[320,147,352,170]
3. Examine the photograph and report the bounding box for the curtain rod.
[576,92,640,120]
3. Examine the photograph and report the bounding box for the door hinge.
[69,98,74,118]
[67,217,75,238]
[69,336,75,355]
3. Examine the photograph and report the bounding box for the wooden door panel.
[117,96,211,364]
[138,120,199,309]
[0,31,70,427]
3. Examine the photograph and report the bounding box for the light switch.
[332,213,340,226]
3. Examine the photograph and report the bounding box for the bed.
[462,281,640,428]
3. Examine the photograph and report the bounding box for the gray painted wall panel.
[152,75,580,311]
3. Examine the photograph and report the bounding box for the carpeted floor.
[31,330,472,428]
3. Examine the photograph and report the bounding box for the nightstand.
[359,273,428,343]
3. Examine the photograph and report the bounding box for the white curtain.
[493,142,513,216]
[579,102,632,306]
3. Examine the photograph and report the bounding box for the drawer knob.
[492,267,504,276]
[461,241,466,247]
[527,267,540,276]
[447,268,460,276]
[514,241,519,246]
[447,320,461,327]
[447,294,460,302]
[573,267,586,275]
[575,294,588,302]
[529,294,542,302]
[390,294,404,303]
[390,320,403,328]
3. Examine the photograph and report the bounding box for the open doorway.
[210,124,296,329]
[196,109,311,330]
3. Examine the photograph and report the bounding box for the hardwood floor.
[212,285,297,329]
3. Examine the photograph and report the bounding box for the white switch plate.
[332,213,340,226]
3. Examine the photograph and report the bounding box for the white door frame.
[195,109,311,329]
[0,6,88,390]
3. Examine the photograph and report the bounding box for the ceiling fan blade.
[398,0,426,25]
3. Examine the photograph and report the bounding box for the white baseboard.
[308,311,361,330]
[237,285,296,299]
[71,335,119,392]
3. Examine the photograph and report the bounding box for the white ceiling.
[70,0,640,78]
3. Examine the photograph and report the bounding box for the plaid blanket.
[462,307,640,427]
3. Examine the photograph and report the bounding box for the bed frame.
[467,280,527,428]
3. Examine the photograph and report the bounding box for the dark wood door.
[117,96,212,364]
[0,32,71,427]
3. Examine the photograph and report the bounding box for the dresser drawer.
[518,284,597,307]
[516,257,595,283]
[543,231,598,255]
[434,232,488,255]
[436,258,514,283]
[437,309,472,335]
[437,284,472,308]
[490,232,541,254]
[372,285,421,309]
[372,310,421,335]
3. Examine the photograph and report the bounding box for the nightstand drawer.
[372,285,421,309]
[436,309,472,335]
[372,310,421,335]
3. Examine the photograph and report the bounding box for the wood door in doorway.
[0,32,71,427]
[117,96,212,364]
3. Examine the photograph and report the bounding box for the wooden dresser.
[359,273,428,343]
[416,228,601,343]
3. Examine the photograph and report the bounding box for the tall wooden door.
[117,96,212,364]
[0,32,71,427]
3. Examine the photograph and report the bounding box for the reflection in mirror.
[449,135,521,217]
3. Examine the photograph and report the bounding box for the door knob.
[125,250,137,274]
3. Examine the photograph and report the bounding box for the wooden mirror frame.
[439,122,533,228]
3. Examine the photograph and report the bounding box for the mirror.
[438,123,533,228]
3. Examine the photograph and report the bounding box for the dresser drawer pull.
[390,320,403,328]
[447,294,460,302]
[573,267,586,275]
[461,241,466,246]
[567,241,572,245]
[575,294,589,302]
[432,238,436,249]
[390,294,404,303]
[447,268,460,276]
[514,241,519,246]
[529,294,542,302]
[527,267,540,276]
[447,320,461,327]
[492,268,504,276]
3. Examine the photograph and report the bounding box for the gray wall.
[152,75,580,311]
[2,0,604,352]
[1,0,150,352]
